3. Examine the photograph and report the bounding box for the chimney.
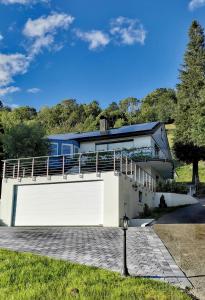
[100,116,109,134]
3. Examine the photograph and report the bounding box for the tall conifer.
[174,20,205,183]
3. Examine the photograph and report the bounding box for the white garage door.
[14,181,103,226]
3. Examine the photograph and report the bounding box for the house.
[0,119,173,227]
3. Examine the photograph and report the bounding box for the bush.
[156,180,187,194]
[143,204,151,217]
[159,194,167,208]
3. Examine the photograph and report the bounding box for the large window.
[61,144,72,155]
[50,143,58,156]
[96,139,134,152]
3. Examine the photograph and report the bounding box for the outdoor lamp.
[121,214,129,277]
[122,215,129,230]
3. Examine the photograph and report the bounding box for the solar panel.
[47,121,160,141]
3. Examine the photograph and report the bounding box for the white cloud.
[0,53,29,87]
[0,86,20,96]
[0,13,74,98]
[189,0,205,10]
[75,29,110,50]
[110,17,146,45]
[27,87,41,93]
[0,0,48,5]
[23,13,74,58]
[0,34,3,41]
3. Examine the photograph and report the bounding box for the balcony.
[122,147,171,161]
[2,150,156,192]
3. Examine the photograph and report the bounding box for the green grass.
[175,162,205,183]
[165,124,205,183]
[0,249,191,300]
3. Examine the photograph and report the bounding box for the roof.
[48,121,161,142]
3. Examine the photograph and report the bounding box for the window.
[96,139,134,152]
[96,144,108,151]
[74,145,79,154]
[139,191,143,203]
[154,144,160,157]
[61,144,72,155]
[50,143,58,156]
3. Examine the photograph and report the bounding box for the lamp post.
[121,214,129,277]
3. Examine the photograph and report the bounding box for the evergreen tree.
[174,20,205,183]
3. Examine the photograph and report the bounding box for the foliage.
[143,203,151,217]
[174,20,205,183]
[1,121,49,159]
[140,88,177,123]
[156,180,188,194]
[0,249,190,300]
[159,194,167,208]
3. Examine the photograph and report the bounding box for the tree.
[1,121,49,159]
[174,20,205,183]
[119,97,141,125]
[140,88,177,123]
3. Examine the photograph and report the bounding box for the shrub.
[156,180,187,194]
[143,204,151,217]
[159,194,167,208]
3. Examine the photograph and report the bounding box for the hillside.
[165,124,205,182]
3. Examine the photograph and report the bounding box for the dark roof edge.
[74,126,161,142]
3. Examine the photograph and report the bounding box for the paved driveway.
[0,227,190,288]
[156,198,205,224]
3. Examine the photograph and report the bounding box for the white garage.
[13,181,103,226]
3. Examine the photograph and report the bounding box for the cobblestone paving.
[0,227,190,288]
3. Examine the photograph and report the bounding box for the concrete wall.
[118,174,154,223]
[0,172,119,227]
[0,171,155,227]
[154,192,198,207]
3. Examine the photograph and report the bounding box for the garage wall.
[0,172,120,227]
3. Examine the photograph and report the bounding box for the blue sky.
[0,0,205,110]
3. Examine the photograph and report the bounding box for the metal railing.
[122,147,167,160]
[2,150,156,191]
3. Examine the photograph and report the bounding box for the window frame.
[61,143,73,156]
[50,142,58,156]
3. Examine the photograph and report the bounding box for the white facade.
[0,172,154,227]
[0,122,174,227]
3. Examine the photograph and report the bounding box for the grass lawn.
[0,249,191,300]
[165,124,205,183]
[154,224,205,300]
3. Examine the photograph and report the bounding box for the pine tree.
[174,20,205,184]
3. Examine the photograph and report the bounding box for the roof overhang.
[136,159,174,179]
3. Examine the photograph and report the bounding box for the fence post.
[96,152,99,174]
[120,152,123,173]
[113,150,116,172]
[13,164,16,179]
[62,155,65,176]
[17,159,20,178]
[126,156,128,175]
[31,158,34,178]
[46,157,49,177]
[79,153,82,174]
[3,161,6,179]
[131,160,133,178]
[139,167,141,184]
[135,164,137,182]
